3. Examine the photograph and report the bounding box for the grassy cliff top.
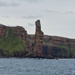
[0,28,26,57]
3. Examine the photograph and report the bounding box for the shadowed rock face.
[28,20,75,58]
[0,24,6,37]
[34,20,44,57]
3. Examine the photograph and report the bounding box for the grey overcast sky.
[0,0,75,38]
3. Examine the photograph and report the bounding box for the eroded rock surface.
[34,20,44,57]
[0,20,75,58]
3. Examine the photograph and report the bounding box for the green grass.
[0,28,26,56]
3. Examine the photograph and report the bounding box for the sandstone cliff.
[34,20,44,57]
[0,20,75,58]
[0,24,29,57]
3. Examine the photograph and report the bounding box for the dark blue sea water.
[0,58,75,75]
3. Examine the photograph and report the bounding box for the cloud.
[0,15,42,19]
[45,10,74,15]
[20,15,42,19]
[0,0,19,7]
[27,23,34,26]
[0,16,10,18]
[21,0,41,3]
[45,10,61,14]
[64,11,74,15]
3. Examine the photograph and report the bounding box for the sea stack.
[34,20,44,57]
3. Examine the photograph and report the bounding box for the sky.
[0,0,75,39]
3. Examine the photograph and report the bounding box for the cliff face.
[0,24,6,37]
[0,20,75,58]
[0,24,28,39]
[14,26,27,41]
[28,20,75,58]
[34,20,44,57]
[0,24,29,57]
[43,36,71,58]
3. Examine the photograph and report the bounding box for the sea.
[0,58,75,75]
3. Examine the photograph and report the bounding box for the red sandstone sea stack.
[34,20,44,57]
